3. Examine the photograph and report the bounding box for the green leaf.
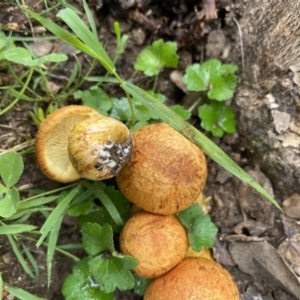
[56,8,115,73]
[62,258,114,300]
[111,92,164,124]
[4,47,67,66]
[21,241,39,279]
[0,224,36,235]
[81,223,114,256]
[178,203,218,252]
[189,214,218,250]
[67,197,95,217]
[178,202,203,226]
[36,186,80,247]
[17,195,59,211]
[0,152,24,187]
[66,189,94,217]
[47,214,63,287]
[0,273,2,300]
[83,182,124,227]
[4,47,36,66]
[0,31,6,50]
[36,53,68,65]
[183,63,209,91]
[199,101,236,137]
[89,252,137,293]
[134,39,178,76]
[78,207,122,233]
[133,274,151,296]
[4,285,47,300]
[24,8,115,74]
[170,104,191,120]
[0,183,7,196]
[183,59,238,101]
[80,86,112,114]
[0,187,19,218]
[7,235,37,279]
[104,185,131,222]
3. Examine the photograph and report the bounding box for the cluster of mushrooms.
[35,105,239,299]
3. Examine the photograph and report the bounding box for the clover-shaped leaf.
[183,59,238,101]
[199,101,236,137]
[178,203,218,252]
[134,39,178,76]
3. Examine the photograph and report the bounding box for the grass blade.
[122,82,282,211]
[7,207,52,221]
[4,285,47,300]
[0,224,36,234]
[24,9,107,70]
[0,273,2,299]
[83,182,124,226]
[47,214,63,287]
[36,186,80,247]
[7,235,37,279]
[56,8,115,72]
[82,0,97,37]
[17,195,59,211]
[21,241,39,278]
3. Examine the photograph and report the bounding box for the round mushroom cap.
[116,123,207,215]
[120,211,188,278]
[68,115,133,181]
[144,257,239,300]
[35,105,100,183]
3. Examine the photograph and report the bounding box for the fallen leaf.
[229,241,300,299]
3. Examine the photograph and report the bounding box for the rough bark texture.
[234,0,300,199]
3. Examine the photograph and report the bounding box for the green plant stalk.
[20,182,78,202]
[37,186,81,247]
[0,274,2,299]
[24,235,80,262]
[72,58,96,92]
[7,234,37,279]
[47,214,63,287]
[0,67,34,116]
[152,74,159,92]
[21,241,39,278]
[4,284,47,300]
[188,97,202,113]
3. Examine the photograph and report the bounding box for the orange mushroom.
[144,257,239,300]
[35,105,132,183]
[120,211,188,278]
[117,123,207,215]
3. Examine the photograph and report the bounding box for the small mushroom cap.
[144,257,239,300]
[68,115,133,181]
[35,105,100,183]
[120,211,188,278]
[116,123,207,215]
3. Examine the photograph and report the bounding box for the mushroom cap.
[35,105,100,183]
[116,123,207,215]
[120,211,188,278]
[144,257,239,300]
[68,115,133,181]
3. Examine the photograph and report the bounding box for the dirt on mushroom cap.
[68,115,133,180]
[117,123,207,215]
